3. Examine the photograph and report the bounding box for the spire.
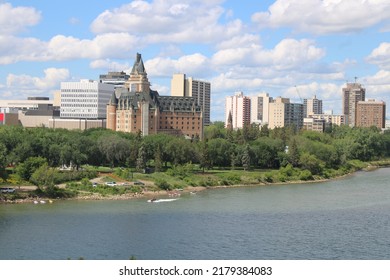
[131,53,145,74]
[108,92,118,106]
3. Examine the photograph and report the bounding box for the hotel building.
[106,54,203,139]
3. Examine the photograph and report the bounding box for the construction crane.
[294,85,303,103]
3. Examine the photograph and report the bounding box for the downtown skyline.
[1,0,390,121]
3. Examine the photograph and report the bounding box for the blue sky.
[1,0,390,121]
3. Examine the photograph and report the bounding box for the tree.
[136,144,146,172]
[154,145,163,172]
[241,144,251,171]
[0,143,8,181]
[198,141,211,172]
[30,163,57,189]
[16,156,47,181]
[287,138,300,167]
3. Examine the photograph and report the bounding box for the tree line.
[0,122,389,183]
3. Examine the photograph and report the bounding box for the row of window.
[62,104,98,107]
[61,89,98,93]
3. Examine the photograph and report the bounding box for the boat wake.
[147,198,179,203]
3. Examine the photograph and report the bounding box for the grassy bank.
[2,158,390,203]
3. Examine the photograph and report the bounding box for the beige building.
[342,82,366,127]
[48,118,106,130]
[304,95,323,117]
[310,113,347,127]
[268,97,304,129]
[171,73,211,125]
[303,118,326,132]
[225,92,251,129]
[356,99,386,129]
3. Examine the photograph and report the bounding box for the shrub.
[299,170,313,181]
[155,179,171,190]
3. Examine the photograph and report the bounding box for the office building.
[342,82,366,127]
[171,73,211,125]
[356,99,386,129]
[225,92,251,129]
[250,93,273,125]
[99,71,130,89]
[60,79,115,119]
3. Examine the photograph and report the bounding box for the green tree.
[287,138,300,167]
[30,163,58,189]
[0,143,8,180]
[16,156,47,181]
[136,144,146,172]
[154,145,163,172]
[241,144,251,171]
[198,141,211,172]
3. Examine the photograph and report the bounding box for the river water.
[1,168,390,260]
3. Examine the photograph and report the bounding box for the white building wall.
[60,80,114,119]
[250,93,272,125]
[225,92,248,129]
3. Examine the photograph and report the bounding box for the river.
[1,168,390,260]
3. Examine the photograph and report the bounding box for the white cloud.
[0,2,41,35]
[90,0,242,44]
[363,70,390,100]
[6,68,70,90]
[252,0,390,34]
[0,35,46,64]
[145,53,210,78]
[366,42,390,70]
[0,33,139,64]
[90,59,130,71]
[212,38,325,71]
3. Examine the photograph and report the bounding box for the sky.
[1,0,390,121]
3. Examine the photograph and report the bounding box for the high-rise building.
[171,73,211,125]
[225,92,251,129]
[342,82,366,127]
[107,53,203,139]
[268,97,304,129]
[250,93,273,125]
[356,99,386,129]
[304,95,323,117]
[60,79,115,119]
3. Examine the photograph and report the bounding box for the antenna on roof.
[354,76,358,83]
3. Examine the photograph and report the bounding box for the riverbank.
[1,160,387,204]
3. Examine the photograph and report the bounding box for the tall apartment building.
[356,99,386,129]
[250,93,273,125]
[171,73,211,125]
[107,53,203,139]
[60,79,115,119]
[304,95,323,117]
[268,97,304,129]
[342,82,366,127]
[225,92,251,129]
